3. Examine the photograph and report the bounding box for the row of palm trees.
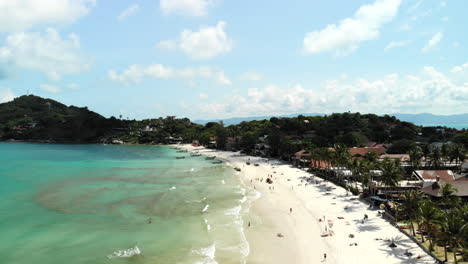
[399,188,467,263]
[308,144,405,192]
[409,144,466,171]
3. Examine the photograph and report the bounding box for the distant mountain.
[194,113,325,126]
[195,113,468,126]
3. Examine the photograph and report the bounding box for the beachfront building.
[293,150,311,167]
[412,170,460,187]
[421,176,468,201]
[348,147,387,159]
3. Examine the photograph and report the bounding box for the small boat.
[212,160,223,164]
[176,156,186,159]
[246,162,250,165]
[205,156,215,160]
[254,163,259,166]
[191,153,202,157]
[234,167,241,172]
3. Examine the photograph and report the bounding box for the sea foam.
[107,246,141,259]
[192,244,218,264]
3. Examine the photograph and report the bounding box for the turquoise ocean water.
[0,143,254,264]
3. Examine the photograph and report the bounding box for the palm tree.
[439,183,461,209]
[422,144,431,167]
[399,190,422,236]
[417,199,441,250]
[438,210,467,264]
[428,147,444,169]
[449,145,466,172]
[408,146,423,171]
[379,159,402,188]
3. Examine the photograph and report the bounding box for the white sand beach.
[177,144,436,264]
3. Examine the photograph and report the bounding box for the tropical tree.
[439,183,461,209]
[399,190,422,236]
[379,159,402,188]
[438,210,467,264]
[417,199,441,250]
[408,146,423,171]
[428,147,444,169]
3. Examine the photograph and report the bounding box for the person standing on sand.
[290,208,292,213]
[323,253,327,261]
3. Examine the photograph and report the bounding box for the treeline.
[1,96,467,151]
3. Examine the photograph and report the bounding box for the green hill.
[0,95,123,142]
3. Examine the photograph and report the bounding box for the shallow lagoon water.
[0,143,253,264]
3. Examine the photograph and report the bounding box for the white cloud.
[199,93,209,99]
[384,40,411,51]
[451,62,468,73]
[303,0,402,56]
[108,64,231,86]
[421,32,443,53]
[0,87,16,103]
[158,21,232,60]
[239,72,264,81]
[118,4,140,21]
[40,84,61,93]
[0,0,96,32]
[160,0,214,17]
[199,64,468,118]
[0,28,92,80]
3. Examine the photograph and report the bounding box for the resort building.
[347,147,387,159]
[412,170,459,187]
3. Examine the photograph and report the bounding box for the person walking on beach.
[290,208,292,214]
[323,253,327,261]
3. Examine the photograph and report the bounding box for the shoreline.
[176,144,437,264]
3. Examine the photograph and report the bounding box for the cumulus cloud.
[199,64,468,118]
[451,62,468,73]
[0,0,96,32]
[239,72,264,81]
[160,0,214,16]
[303,0,402,56]
[384,40,411,51]
[0,87,16,103]
[421,32,443,53]
[118,4,140,21]
[157,21,232,60]
[0,28,92,80]
[108,64,231,86]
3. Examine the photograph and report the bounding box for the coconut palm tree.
[417,199,441,250]
[428,147,444,169]
[438,210,467,264]
[408,146,423,171]
[449,145,466,172]
[439,183,461,209]
[379,159,402,188]
[399,190,422,236]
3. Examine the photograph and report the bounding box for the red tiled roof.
[348,147,386,157]
[414,170,456,182]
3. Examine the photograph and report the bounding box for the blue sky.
[0,0,467,120]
